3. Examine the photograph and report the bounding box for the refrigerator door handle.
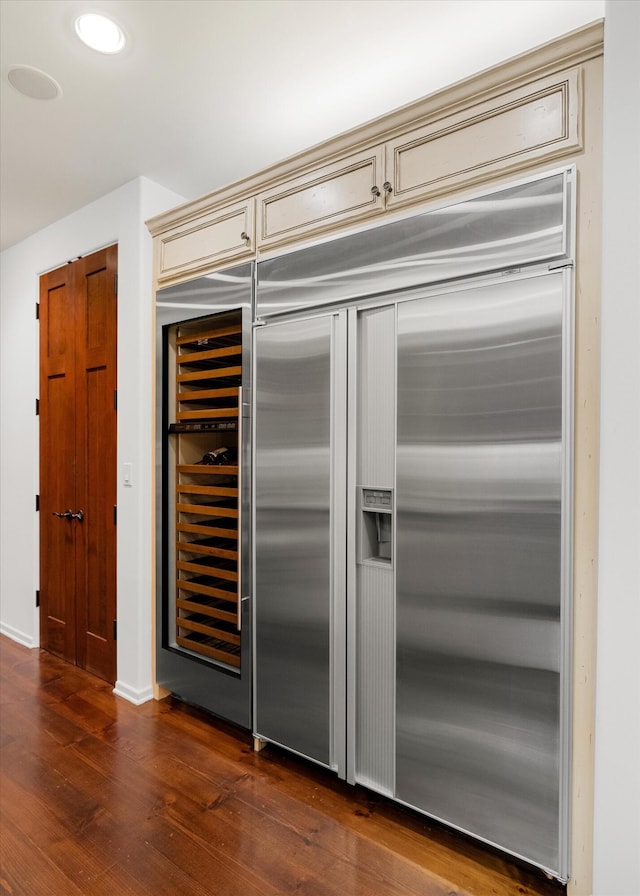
[237,386,243,631]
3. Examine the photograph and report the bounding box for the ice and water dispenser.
[358,488,393,564]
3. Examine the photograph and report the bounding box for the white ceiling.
[0,0,604,252]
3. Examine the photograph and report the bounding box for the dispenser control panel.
[362,488,393,510]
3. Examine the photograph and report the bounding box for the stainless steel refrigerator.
[253,169,574,879]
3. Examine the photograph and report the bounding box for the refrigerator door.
[254,312,347,769]
[395,271,570,876]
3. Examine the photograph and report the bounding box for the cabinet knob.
[383,181,393,195]
[371,185,381,198]
[240,231,250,244]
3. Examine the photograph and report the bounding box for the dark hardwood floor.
[0,635,565,896]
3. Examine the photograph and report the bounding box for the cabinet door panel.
[158,200,254,283]
[257,147,385,250]
[387,69,580,209]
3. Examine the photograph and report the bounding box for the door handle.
[52,509,84,520]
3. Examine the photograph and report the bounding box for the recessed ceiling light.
[75,13,126,54]
[7,65,62,100]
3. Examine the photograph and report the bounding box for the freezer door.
[254,313,347,769]
[395,272,570,877]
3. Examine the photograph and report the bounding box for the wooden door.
[39,245,118,683]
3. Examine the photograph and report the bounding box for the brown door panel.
[41,614,68,661]
[74,247,117,682]
[39,266,77,664]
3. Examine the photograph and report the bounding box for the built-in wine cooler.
[155,263,252,728]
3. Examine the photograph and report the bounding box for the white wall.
[592,3,640,895]
[0,177,185,701]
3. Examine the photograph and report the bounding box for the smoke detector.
[7,65,62,100]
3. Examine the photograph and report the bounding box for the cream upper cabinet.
[147,27,600,283]
[156,198,255,284]
[257,146,386,250]
[385,69,581,210]
[256,68,582,248]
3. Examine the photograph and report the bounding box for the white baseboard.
[113,680,153,705]
[0,621,36,649]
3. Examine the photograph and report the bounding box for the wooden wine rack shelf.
[172,314,243,669]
